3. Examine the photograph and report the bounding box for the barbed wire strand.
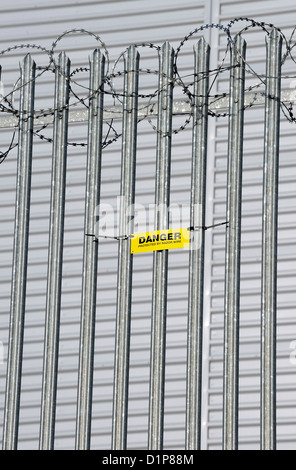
[1,18,296,163]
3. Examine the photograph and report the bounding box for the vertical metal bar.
[75,49,105,450]
[39,52,70,450]
[2,55,35,450]
[223,35,246,450]
[148,42,174,450]
[112,46,139,450]
[261,28,282,451]
[185,38,209,451]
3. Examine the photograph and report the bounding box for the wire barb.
[188,221,229,231]
[85,233,129,241]
[1,18,296,163]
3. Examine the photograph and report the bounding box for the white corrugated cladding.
[0,0,296,451]
[205,0,296,450]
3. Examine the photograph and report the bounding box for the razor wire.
[1,18,296,164]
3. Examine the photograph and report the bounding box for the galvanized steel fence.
[1,29,284,450]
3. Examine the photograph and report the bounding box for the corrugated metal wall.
[205,0,296,450]
[0,0,296,450]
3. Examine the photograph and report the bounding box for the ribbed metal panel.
[206,0,296,450]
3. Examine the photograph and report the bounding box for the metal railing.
[1,29,284,450]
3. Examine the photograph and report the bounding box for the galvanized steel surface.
[261,29,282,451]
[223,35,246,450]
[39,52,70,450]
[112,46,139,450]
[75,49,105,450]
[185,37,209,451]
[2,55,36,450]
[148,42,174,451]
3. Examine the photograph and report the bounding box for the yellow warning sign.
[131,228,190,254]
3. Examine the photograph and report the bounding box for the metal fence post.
[112,45,140,450]
[185,38,209,451]
[223,35,246,450]
[148,41,174,450]
[2,55,35,450]
[261,28,282,451]
[75,49,105,450]
[39,52,70,450]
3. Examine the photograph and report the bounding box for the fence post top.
[194,36,210,55]
[266,27,283,47]
[161,41,174,53]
